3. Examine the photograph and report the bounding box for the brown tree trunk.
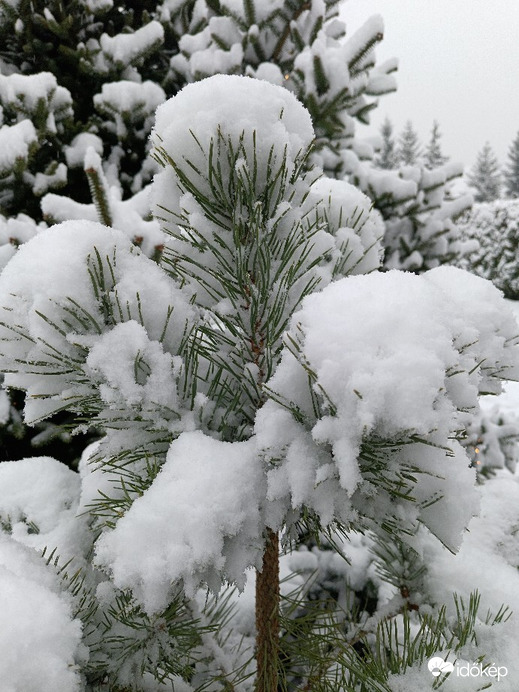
[255,527,280,692]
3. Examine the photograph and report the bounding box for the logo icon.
[428,657,454,677]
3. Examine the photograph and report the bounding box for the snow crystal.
[95,430,265,612]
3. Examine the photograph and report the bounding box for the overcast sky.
[340,0,519,170]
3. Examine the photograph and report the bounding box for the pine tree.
[396,119,422,166]
[467,141,502,202]
[374,116,398,169]
[0,73,518,692]
[504,130,519,198]
[424,119,448,169]
[3,3,519,690]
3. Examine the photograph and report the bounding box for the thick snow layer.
[42,185,165,259]
[305,178,384,278]
[81,0,113,11]
[0,455,90,569]
[0,220,195,424]
[86,320,183,410]
[94,80,165,138]
[0,532,83,692]
[0,72,72,118]
[419,471,519,688]
[33,162,68,196]
[152,74,314,194]
[0,120,37,173]
[95,431,264,612]
[64,132,104,167]
[100,21,164,66]
[0,457,79,537]
[150,74,382,350]
[257,267,519,550]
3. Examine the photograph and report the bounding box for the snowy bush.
[457,199,519,300]
[0,74,518,691]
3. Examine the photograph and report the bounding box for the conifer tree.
[424,119,448,169]
[3,5,518,689]
[467,141,502,202]
[0,73,518,692]
[396,119,422,165]
[0,0,472,276]
[504,130,519,198]
[374,116,398,169]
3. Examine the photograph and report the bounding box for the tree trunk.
[255,527,280,692]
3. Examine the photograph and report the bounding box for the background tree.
[424,119,448,169]
[0,0,474,277]
[396,119,422,165]
[456,199,519,299]
[374,116,398,169]
[504,130,519,198]
[467,141,502,202]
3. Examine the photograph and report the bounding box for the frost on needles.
[0,75,518,691]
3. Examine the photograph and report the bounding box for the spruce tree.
[504,130,519,198]
[374,116,398,169]
[424,119,448,169]
[467,141,502,202]
[396,119,422,166]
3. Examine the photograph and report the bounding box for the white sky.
[340,0,519,170]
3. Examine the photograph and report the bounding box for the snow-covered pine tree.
[424,119,448,169]
[374,116,398,169]
[0,74,518,692]
[504,130,519,199]
[0,0,436,460]
[467,141,502,202]
[396,119,422,166]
